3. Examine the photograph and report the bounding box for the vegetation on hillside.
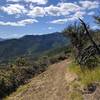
[63,19,100,68]
[63,17,100,98]
[0,14,100,100]
[0,33,69,63]
[69,62,100,86]
[0,45,70,99]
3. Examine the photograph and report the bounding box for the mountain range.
[0,38,4,41]
[0,32,69,62]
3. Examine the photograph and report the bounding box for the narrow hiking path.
[5,59,100,100]
[5,59,74,100]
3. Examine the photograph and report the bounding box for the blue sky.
[0,0,100,38]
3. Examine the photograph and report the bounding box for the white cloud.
[73,11,86,19]
[26,2,86,23]
[50,18,68,24]
[91,25,100,29]
[7,0,21,2]
[27,7,45,17]
[50,11,86,24]
[0,0,99,26]
[29,3,34,9]
[1,1,98,19]
[50,17,78,24]
[88,11,95,16]
[0,4,27,15]
[18,19,38,25]
[45,5,60,16]
[79,1,100,10]
[0,19,38,26]
[7,0,48,5]
[27,2,83,18]
[25,0,48,5]
[48,27,54,30]
[45,3,81,16]
[58,3,81,15]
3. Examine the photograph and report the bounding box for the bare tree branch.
[79,18,100,55]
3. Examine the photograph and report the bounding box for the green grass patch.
[69,62,100,86]
[68,91,83,100]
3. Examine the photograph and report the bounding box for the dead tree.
[79,18,100,55]
[63,19,100,67]
[78,19,100,67]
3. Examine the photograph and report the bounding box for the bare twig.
[79,18,100,55]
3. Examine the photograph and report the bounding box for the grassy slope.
[5,60,100,100]
[0,33,69,62]
[69,62,100,86]
[5,59,70,100]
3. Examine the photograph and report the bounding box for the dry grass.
[5,59,70,100]
[5,60,100,100]
[69,62,100,86]
[67,91,83,100]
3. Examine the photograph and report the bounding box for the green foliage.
[0,33,69,62]
[63,22,100,68]
[93,30,100,44]
[0,55,49,98]
[69,62,100,87]
[43,45,71,57]
[0,78,6,98]
[15,57,27,66]
[0,45,70,99]
[63,23,90,62]
[63,23,89,48]
[68,91,83,100]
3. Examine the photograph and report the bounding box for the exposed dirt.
[6,60,71,100]
[5,59,100,100]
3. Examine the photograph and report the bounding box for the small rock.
[83,83,96,94]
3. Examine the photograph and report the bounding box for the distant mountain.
[0,38,4,41]
[0,32,69,62]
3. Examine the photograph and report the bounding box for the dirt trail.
[6,59,72,100]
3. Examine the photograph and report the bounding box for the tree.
[63,22,89,63]
[63,19,100,68]
[15,57,26,66]
[0,78,6,98]
[79,19,100,55]
[94,15,100,25]
[93,10,100,25]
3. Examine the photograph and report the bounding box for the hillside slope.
[5,59,100,100]
[0,38,4,41]
[0,33,69,62]
[5,59,71,100]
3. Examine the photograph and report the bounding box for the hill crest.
[0,32,69,62]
